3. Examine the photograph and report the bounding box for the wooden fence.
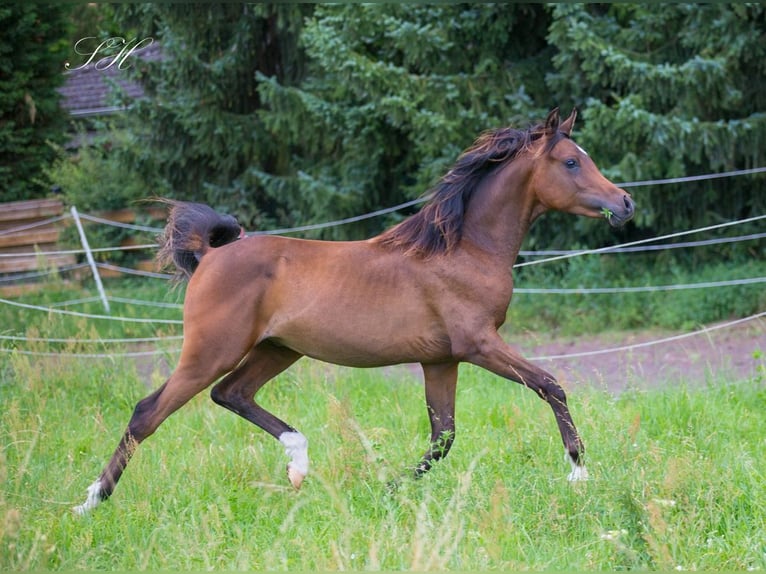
[0,198,76,296]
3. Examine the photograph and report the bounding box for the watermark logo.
[65,36,154,72]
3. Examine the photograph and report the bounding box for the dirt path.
[508,318,766,393]
[134,317,766,395]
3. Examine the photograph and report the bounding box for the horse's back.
[185,235,455,367]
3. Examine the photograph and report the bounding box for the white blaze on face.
[574,142,589,157]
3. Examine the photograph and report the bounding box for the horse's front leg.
[462,331,588,481]
[414,362,458,476]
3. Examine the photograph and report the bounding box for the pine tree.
[255,4,552,239]
[115,3,311,227]
[0,4,72,201]
[547,3,766,252]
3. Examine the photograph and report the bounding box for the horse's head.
[529,108,635,227]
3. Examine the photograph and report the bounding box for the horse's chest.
[436,270,513,325]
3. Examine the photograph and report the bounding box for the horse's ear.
[544,108,561,134]
[559,108,578,137]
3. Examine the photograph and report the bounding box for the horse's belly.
[268,316,452,368]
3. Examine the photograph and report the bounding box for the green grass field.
[1,278,765,570]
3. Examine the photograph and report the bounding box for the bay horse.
[75,109,634,514]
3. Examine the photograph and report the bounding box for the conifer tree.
[547,3,766,251]
[114,3,765,256]
[0,4,72,200]
[255,3,552,238]
[115,3,310,227]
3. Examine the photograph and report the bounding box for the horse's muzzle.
[608,193,635,227]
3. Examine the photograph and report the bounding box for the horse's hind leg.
[414,362,458,476]
[74,338,253,514]
[209,341,308,488]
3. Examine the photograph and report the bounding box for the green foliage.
[547,4,766,247]
[41,126,164,264]
[111,4,311,228]
[256,3,550,239]
[90,3,766,266]
[0,4,72,200]
[68,3,124,46]
[44,127,156,212]
[1,295,765,569]
[510,255,766,335]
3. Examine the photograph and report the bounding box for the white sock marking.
[73,479,103,515]
[566,450,589,482]
[279,431,309,477]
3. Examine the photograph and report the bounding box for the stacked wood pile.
[0,198,75,296]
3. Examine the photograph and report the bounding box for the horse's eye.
[565,158,579,170]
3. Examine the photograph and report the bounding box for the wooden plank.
[0,218,64,231]
[0,242,58,255]
[97,266,122,279]
[0,199,166,290]
[136,259,160,272]
[0,253,76,273]
[0,229,60,249]
[0,198,64,222]
[0,199,80,292]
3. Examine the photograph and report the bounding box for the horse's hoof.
[567,464,589,482]
[287,465,305,490]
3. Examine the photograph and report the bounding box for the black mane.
[375,122,561,257]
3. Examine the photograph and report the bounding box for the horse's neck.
[460,160,537,266]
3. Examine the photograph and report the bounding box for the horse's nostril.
[623,195,634,211]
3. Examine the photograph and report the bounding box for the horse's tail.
[156,200,243,281]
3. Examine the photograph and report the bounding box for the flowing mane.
[375,122,562,257]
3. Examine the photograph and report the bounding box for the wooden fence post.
[70,206,110,314]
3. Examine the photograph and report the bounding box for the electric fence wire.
[95,262,173,280]
[16,211,762,292]
[2,228,764,261]
[0,263,89,283]
[0,166,764,359]
[15,271,763,320]
[0,243,157,258]
[0,214,69,236]
[10,165,756,240]
[2,212,763,292]
[246,166,766,236]
[0,213,764,323]
[0,334,183,344]
[42,294,182,309]
[515,276,766,294]
[513,213,766,269]
[2,309,764,361]
[530,310,766,361]
[76,212,161,233]
[1,165,763,260]
[518,231,766,256]
[0,296,182,324]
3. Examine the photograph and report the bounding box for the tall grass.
[1,269,765,570]
[2,347,765,570]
